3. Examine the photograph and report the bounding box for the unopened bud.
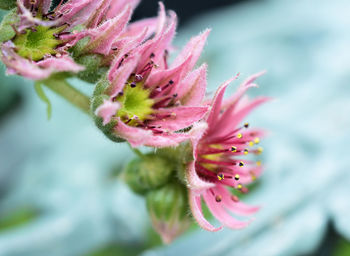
[146,182,191,243]
[123,154,175,195]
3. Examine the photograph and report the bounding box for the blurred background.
[1,0,350,255]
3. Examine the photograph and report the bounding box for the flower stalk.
[42,78,90,115]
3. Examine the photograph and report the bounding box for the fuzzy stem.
[42,78,90,114]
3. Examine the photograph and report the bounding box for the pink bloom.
[95,4,210,148]
[0,0,144,80]
[187,72,270,231]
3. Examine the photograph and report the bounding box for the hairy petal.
[95,99,120,125]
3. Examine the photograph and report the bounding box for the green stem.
[42,78,90,114]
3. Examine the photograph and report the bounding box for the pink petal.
[150,106,208,131]
[177,63,207,106]
[215,185,260,216]
[105,0,140,20]
[85,6,132,55]
[95,99,121,125]
[189,190,222,232]
[115,120,190,147]
[145,55,192,89]
[108,55,139,98]
[186,161,215,190]
[123,17,158,39]
[171,29,210,73]
[37,56,85,73]
[203,190,250,229]
[206,76,239,130]
[57,0,100,28]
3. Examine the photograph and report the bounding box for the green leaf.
[34,82,52,119]
[0,0,16,10]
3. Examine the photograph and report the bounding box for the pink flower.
[0,0,143,80]
[187,72,270,231]
[94,4,210,148]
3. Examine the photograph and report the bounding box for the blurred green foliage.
[0,207,40,232]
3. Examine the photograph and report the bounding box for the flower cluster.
[0,0,269,244]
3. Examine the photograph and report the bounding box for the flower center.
[115,82,155,126]
[13,25,63,61]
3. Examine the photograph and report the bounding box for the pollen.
[217,173,224,180]
[243,148,249,155]
[231,146,237,152]
[254,137,260,144]
[237,184,243,190]
[248,141,254,147]
[239,161,244,167]
[237,133,243,139]
[234,174,240,180]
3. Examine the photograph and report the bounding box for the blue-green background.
[1,0,350,255]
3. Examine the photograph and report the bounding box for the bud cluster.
[0,0,269,243]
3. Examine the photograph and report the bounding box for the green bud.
[0,9,18,42]
[146,182,191,243]
[75,54,108,83]
[123,154,175,195]
[0,0,16,10]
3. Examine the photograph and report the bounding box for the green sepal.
[91,94,125,143]
[123,154,175,195]
[146,182,191,243]
[0,0,16,10]
[75,54,108,83]
[0,9,18,42]
[34,82,52,120]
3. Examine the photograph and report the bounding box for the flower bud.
[146,182,191,244]
[0,0,16,10]
[123,154,175,195]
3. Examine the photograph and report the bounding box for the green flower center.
[13,25,63,61]
[116,82,154,126]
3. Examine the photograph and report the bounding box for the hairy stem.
[42,78,90,114]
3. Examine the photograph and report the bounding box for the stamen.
[130,82,136,88]
[254,137,260,144]
[231,146,237,152]
[234,174,240,180]
[239,161,244,167]
[243,148,249,155]
[248,141,255,147]
[256,160,262,166]
[237,133,243,139]
[237,184,243,190]
[217,173,224,180]
[244,122,249,128]
[150,52,155,58]
[215,195,222,202]
[257,147,263,154]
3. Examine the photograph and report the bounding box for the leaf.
[34,82,52,120]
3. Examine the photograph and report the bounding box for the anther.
[169,80,174,85]
[173,93,178,98]
[248,141,254,147]
[237,184,243,190]
[243,148,249,155]
[254,137,260,144]
[256,160,261,166]
[217,173,224,180]
[231,195,239,202]
[231,146,237,152]
[239,161,244,167]
[244,122,249,128]
[237,133,243,139]
[130,82,136,88]
[215,195,222,202]
[135,74,143,81]
[234,174,240,181]
[150,52,155,58]
[257,147,263,154]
